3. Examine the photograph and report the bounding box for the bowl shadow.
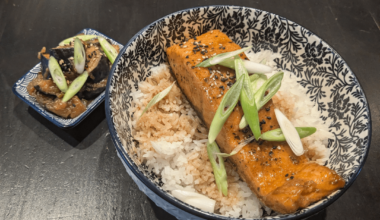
[14,100,107,150]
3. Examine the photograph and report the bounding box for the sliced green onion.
[235,58,261,141]
[196,47,251,67]
[74,38,85,74]
[48,56,68,92]
[239,72,284,129]
[138,82,175,120]
[62,71,89,102]
[207,141,228,196]
[99,37,118,64]
[250,74,267,93]
[274,108,304,156]
[215,136,255,157]
[59,35,98,46]
[254,72,284,108]
[249,73,267,82]
[208,76,244,143]
[171,190,216,213]
[261,127,317,141]
[218,59,272,74]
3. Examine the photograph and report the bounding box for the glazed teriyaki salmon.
[167,30,345,214]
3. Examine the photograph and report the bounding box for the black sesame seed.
[265,107,270,111]
[290,176,294,179]
[214,75,218,79]
[272,146,277,149]
[267,116,272,120]
[186,55,189,58]
[221,78,228,82]
[229,76,236,80]
[285,174,289,177]
[269,151,273,156]
[261,119,266,124]
[204,78,208,82]
[191,66,195,69]
[219,86,225,90]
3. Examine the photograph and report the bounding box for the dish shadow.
[147,198,177,220]
[14,100,107,150]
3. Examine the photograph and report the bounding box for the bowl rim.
[12,28,123,129]
[105,5,372,219]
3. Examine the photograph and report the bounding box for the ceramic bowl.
[13,28,123,129]
[105,6,371,219]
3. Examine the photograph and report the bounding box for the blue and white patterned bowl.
[12,28,123,129]
[105,6,371,220]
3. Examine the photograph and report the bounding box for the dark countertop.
[0,0,379,219]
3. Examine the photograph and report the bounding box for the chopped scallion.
[239,72,283,129]
[138,82,175,120]
[196,47,251,68]
[215,136,255,157]
[260,127,317,141]
[218,59,272,74]
[59,35,98,46]
[99,37,118,64]
[235,58,261,140]
[74,38,85,74]
[274,108,304,156]
[208,76,244,143]
[48,56,68,92]
[62,71,88,102]
[171,190,216,213]
[207,141,228,196]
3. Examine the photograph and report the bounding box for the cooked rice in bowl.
[129,51,332,218]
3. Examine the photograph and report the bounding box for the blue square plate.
[12,28,123,129]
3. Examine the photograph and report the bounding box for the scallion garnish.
[235,58,261,141]
[215,136,255,157]
[171,190,216,213]
[138,82,175,120]
[250,74,267,93]
[196,47,251,67]
[98,37,118,64]
[260,127,317,142]
[239,72,283,129]
[74,38,85,74]
[48,56,68,92]
[207,141,228,196]
[208,76,244,143]
[59,35,98,46]
[218,59,272,74]
[249,73,267,82]
[254,72,284,108]
[274,108,304,156]
[62,71,89,102]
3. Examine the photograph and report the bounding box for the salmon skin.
[167,30,345,214]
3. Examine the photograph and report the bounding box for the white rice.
[129,51,331,218]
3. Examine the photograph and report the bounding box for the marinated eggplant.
[28,34,119,119]
[40,53,51,79]
[77,78,107,100]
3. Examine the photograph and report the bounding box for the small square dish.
[12,28,123,129]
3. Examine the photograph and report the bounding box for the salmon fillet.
[167,30,345,214]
